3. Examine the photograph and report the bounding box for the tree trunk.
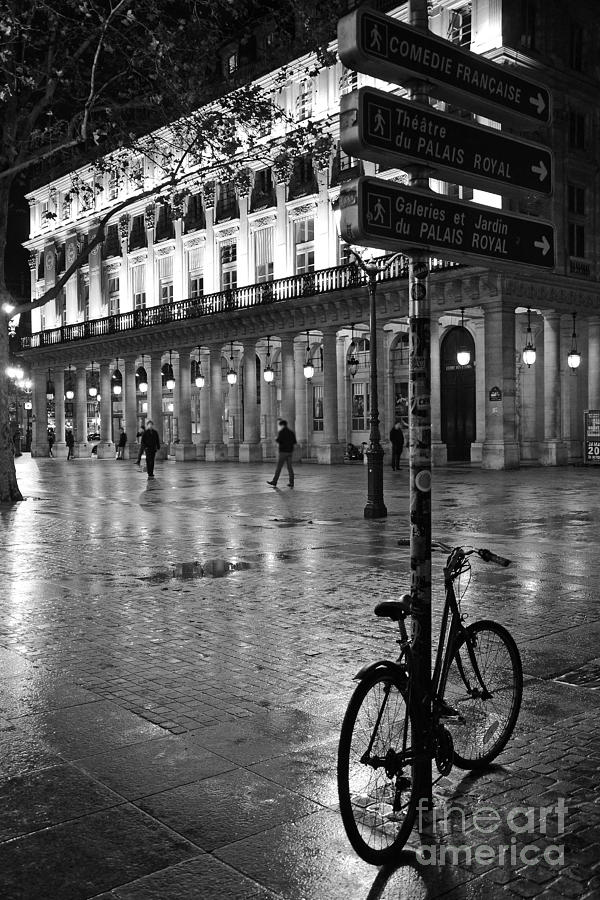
[0,178,24,503]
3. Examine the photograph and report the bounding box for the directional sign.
[338,7,551,126]
[339,176,555,270]
[341,88,553,197]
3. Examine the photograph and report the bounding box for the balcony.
[20,257,460,352]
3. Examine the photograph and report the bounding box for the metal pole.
[364,263,387,519]
[408,0,433,808]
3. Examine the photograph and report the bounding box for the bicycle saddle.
[374,594,412,621]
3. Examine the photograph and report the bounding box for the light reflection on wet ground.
[0,456,599,898]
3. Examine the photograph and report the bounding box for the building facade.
[18,0,600,468]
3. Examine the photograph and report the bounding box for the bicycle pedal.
[438,700,461,719]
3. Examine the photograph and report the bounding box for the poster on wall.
[584,410,600,465]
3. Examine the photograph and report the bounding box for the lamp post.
[344,248,403,519]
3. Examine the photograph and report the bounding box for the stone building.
[19,0,600,468]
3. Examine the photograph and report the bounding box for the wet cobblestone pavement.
[1,454,599,899]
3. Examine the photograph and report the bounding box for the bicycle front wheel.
[444,620,522,770]
[337,669,418,865]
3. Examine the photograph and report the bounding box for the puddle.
[138,558,252,582]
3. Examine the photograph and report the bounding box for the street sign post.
[338,7,551,126]
[339,176,555,270]
[341,87,553,197]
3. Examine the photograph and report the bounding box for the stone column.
[96,361,114,457]
[205,346,227,461]
[197,350,210,460]
[587,316,600,409]
[540,311,568,465]
[481,301,520,469]
[148,354,165,453]
[430,316,447,465]
[175,347,196,460]
[261,346,278,459]
[240,341,262,462]
[280,335,296,433]
[317,328,344,463]
[294,341,308,457]
[54,368,66,454]
[226,349,240,460]
[31,367,49,457]
[122,356,138,459]
[75,367,88,456]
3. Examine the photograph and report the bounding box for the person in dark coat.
[65,429,75,460]
[137,420,161,478]
[267,419,297,488]
[389,422,405,470]
[116,427,127,459]
[48,431,55,457]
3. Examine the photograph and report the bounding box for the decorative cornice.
[214,225,240,241]
[183,235,206,249]
[248,213,277,232]
[287,200,318,221]
[155,246,174,257]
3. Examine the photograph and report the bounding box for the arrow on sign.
[529,92,547,116]
[531,161,548,182]
[534,236,551,256]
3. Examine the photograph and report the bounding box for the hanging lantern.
[227,342,237,385]
[567,312,581,370]
[347,324,359,378]
[112,359,122,395]
[522,307,536,367]
[303,331,314,380]
[165,350,175,390]
[195,347,205,388]
[137,354,148,393]
[88,361,98,397]
[46,369,55,400]
[456,308,471,366]
[65,365,75,400]
[263,336,274,383]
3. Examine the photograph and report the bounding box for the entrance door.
[441,327,476,462]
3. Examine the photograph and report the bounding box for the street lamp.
[112,359,122,396]
[347,324,359,378]
[165,351,175,390]
[263,336,275,383]
[522,307,536,368]
[195,346,205,388]
[226,342,237,385]
[65,365,75,400]
[137,354,148,393]
[567,313,581,371]
[303,331,314,380]
[88,361,98,397]
[456,308,471,366]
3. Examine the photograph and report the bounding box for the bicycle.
[337,540,523,865]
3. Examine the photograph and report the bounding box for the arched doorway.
[441,326,476,461]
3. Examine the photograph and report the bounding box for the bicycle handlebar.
[477,548,511,567]
[397,538,511,567]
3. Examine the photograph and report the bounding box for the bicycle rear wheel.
[337,669,418,864]
[443,620,522,770]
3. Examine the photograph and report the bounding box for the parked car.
[87,432,100,455]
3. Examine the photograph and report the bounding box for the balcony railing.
[21,256,459,351]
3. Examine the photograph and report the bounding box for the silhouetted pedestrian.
[116,427,127,459]
[65,429,75,460]
[267,419,297,488]
[48,431,55,457]
[390,422,404,470]
[137,420,160,478]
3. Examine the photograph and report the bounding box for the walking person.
[65,428,75,460]
[48,430,55,458]
[137,420,161,479]
[389,422,404,471]
[116,427,127,459]
[267,419,297,488]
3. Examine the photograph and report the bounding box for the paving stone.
[0,804,198,900]
[3,458,600,899]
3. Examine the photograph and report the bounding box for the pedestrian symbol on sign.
[367,193,389,225]
[370,22,383,51]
